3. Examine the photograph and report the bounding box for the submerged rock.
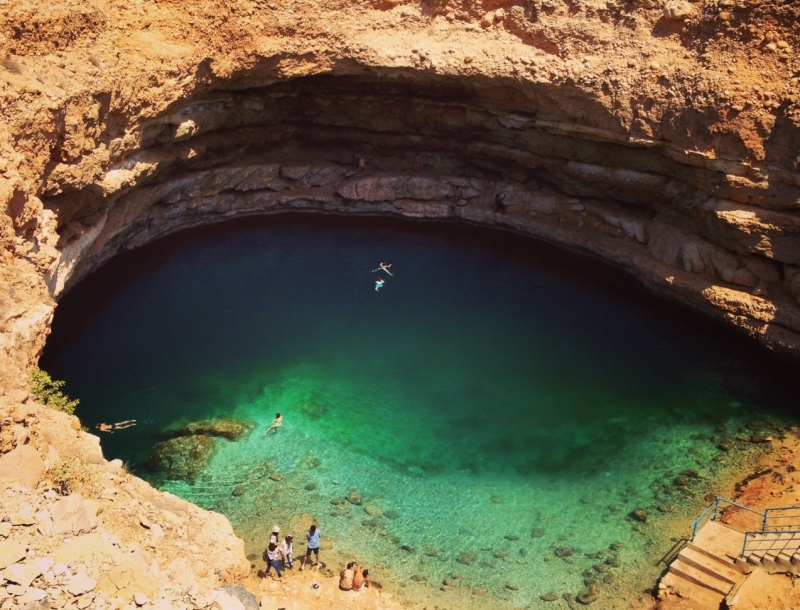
[531,528,546,538]
[541,592,559,602]
[577,584,599,605]
[232,486,246,497]
[146,435,216,481]
[384,510,400,520]
[631,509,648,522]
[457,552,477,566]
[364,505,382,517]
[176,419,255,440]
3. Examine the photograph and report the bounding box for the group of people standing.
[264,524,323,584]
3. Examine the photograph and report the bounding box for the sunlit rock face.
[2,0,800,388]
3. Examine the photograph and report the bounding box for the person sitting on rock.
[95,420,136,433]
[352,565,371,591]
[266,413,283,435]
[339,561,356,591]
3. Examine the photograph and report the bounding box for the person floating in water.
[375,278,385,292]
[266,413,283,435]
[371,262,393,276]
[95,420,137,433]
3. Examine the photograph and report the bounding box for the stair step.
[687,541,740,567]
[776,553,793,569]
[678,546,741,585]
[668,559,733,596]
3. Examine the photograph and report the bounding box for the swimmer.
[375,278,385,292]
[265,413,283,435]
[371,262,393,276]
[95,420,137,433]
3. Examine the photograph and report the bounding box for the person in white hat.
[270,525,280,545]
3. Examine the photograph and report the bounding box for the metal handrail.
[742,529,800,557]
[691,498,720,542]
[764,506,800,530]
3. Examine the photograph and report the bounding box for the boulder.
[577,584,599,604]
[663,0,693,20]
[4,562,43,587]
[96,565,160,599]
[0,540,27,569]
[67,572,97,596]
[457,551,477,565]
[0,445,45,489]
[51,494,96,535]
[18,587,47,604]
[218,585,259,610]
[177,419,255,440]
[288,513,316,538]
[210,590,246,610]
[146,435,216,481]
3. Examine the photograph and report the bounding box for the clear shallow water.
[42,215,795,609]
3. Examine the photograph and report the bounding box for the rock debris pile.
[0,397,250,610]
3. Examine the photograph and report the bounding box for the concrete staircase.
[659,521,749,605]
[669,521,747,594]
[659,499,800,606]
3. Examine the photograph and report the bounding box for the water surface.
[42,215,795,609]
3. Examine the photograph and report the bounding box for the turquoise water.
[42,215,795,609]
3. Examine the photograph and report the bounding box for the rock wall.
[1,0,799,389]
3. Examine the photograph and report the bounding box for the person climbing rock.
[95,420,137,433]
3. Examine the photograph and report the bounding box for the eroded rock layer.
[0,5,799,390]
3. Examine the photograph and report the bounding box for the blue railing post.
[713,496,721,521]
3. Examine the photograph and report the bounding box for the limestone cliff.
[1,0,799,389]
